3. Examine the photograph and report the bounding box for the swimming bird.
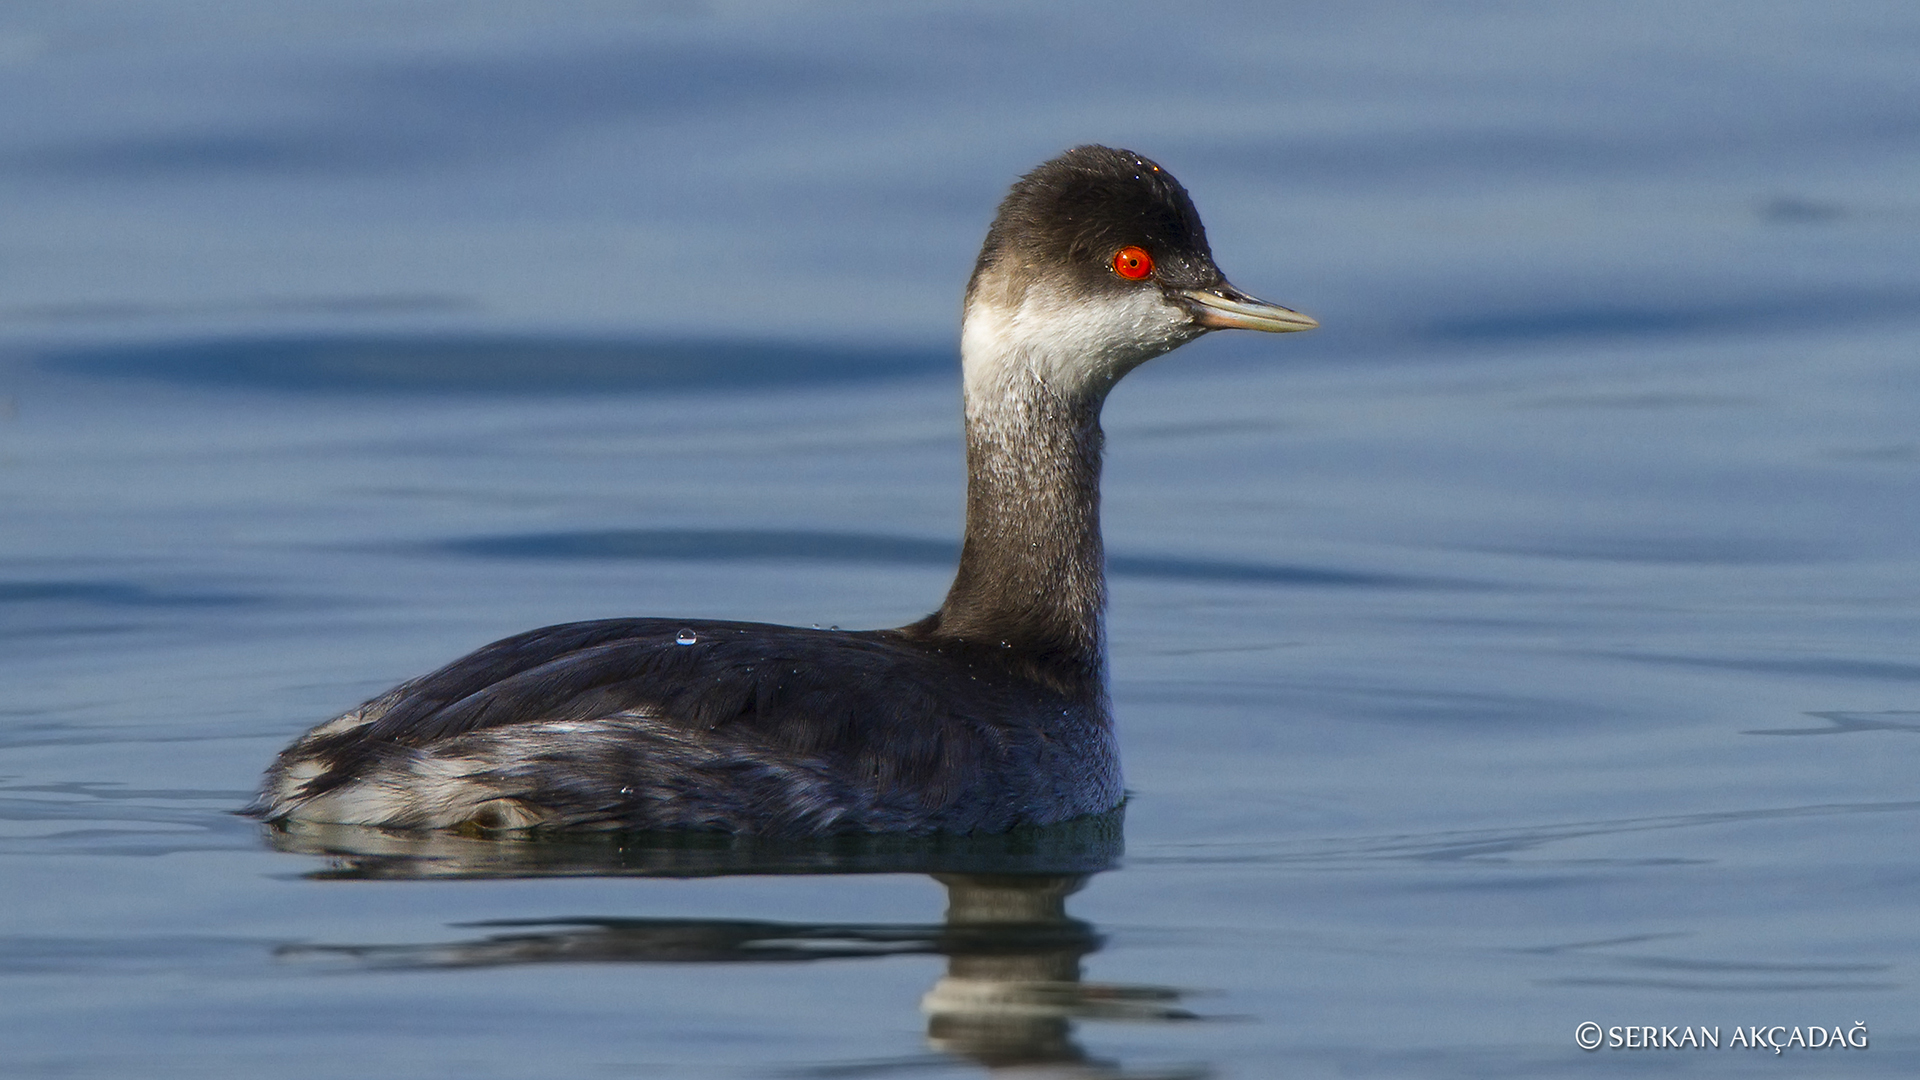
[249,145,1317,835]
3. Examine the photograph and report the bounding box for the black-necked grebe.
[249,145,1317,835]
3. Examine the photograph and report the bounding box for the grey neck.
[926,368,1108,690]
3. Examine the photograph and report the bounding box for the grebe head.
[961,145,1316,404]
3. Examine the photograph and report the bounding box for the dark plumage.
[263,619,1113,834]
[972,145,1221,302]
[250,145,1316,835]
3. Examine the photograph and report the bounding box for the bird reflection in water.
[266,817,1206,1077]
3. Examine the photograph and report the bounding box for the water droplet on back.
[675,628,697,645]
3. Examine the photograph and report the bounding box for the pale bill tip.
[1182,288,1319,333]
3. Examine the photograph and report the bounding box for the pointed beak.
[1179,285,1319,333]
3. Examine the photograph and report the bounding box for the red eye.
[1111,246,1153,280]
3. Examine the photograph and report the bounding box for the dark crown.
[971,145,1220,296]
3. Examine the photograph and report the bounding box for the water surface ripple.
[3,2,1918,1077]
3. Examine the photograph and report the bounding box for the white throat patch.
[961,283,1194,407]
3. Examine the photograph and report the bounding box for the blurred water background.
[3,2,1918,1076]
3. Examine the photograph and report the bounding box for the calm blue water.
[3,3,1918,1076]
